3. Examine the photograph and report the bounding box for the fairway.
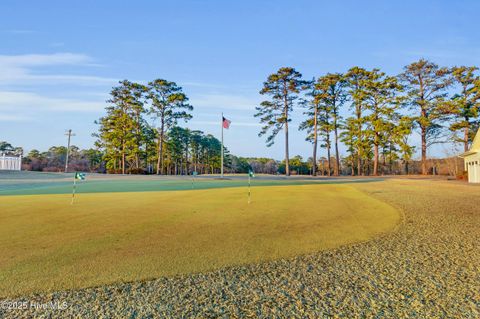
[0,184,399,297]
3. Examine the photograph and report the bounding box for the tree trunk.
[121,137,126,174]
[334,117,340,176]
[156,137,161,174]
[135,113,141,170]
[185,147,189,174]
[156,121,165,175]
[284,118,290,176]
[382,148,387,173]
[421,124,427,175]
[122,151,125,175]
[327,142,331,177]
[464,125,469,152]
[373,132,379,176]
[419,80,428,175]
[357,151,362,176]
[373,144,379,176]
[356,106,362,176]
[351,156,355,176]
[284,95,290,176]
[312,107,318,176]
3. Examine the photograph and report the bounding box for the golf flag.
[191,171,198,189]
[222,116,231,129]
[71,172,85,204]
[75,172,86,180]
[247,169,254,204]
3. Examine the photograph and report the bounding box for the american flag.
[222,116,231,129]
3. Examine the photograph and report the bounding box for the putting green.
[0,184,399,297]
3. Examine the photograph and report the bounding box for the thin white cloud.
[0,53,92,66]
[0,114,32,122]
[0,53,116,86]
[0,91,105,118]
[17,74,117,84]
[1,29,35,34]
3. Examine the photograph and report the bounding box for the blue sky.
[1,0,479,159]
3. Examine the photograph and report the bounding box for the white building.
[0,154,22,171]
[459,129,480,183]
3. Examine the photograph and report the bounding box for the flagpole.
[221,112,224,178]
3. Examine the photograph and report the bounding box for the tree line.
[5,58,477,176]
[93,79,228,175]
[255,59,480,176]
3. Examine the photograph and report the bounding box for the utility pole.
[65,129,76,173]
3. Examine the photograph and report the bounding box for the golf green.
[0,184,399,297]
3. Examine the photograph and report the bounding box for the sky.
[1,0,479,160]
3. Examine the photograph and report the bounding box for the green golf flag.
[248,170,255,178]
[75,172,86,180]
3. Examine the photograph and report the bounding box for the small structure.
[459,129,480,183]
[0,154,22,171]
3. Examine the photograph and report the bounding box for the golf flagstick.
[71,172,85,205]
[248,170,254,204]
[248,174,251,204]
[192,171,198,189]
[71,174,77,205]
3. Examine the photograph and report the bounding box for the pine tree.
[399,59,451,175]
[299,78,320,176]
[255,67,306,176]
[96,80,143,174]
[345,67,373,175]
[148,79,193,174]
[127,82,148,170]
[394,116,415,174]
[362,70,403,175]
[443,66,480,152]
[316,73,347,175]
[340,117,358,176]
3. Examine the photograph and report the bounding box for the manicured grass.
[0,184,399,297]
[0,172,382,196]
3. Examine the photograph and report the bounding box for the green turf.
[0,171,382,196]
[0,184,399,297]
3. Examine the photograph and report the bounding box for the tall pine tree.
[362,70,403,175]
[399,59,451,175]
[255,67,306,176]
[345,67,372,175]
[148,79,193,174]
[444,66,480,152]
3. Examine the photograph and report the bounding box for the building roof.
[459,128,480,158]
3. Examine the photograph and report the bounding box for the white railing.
[0,154,22,170]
